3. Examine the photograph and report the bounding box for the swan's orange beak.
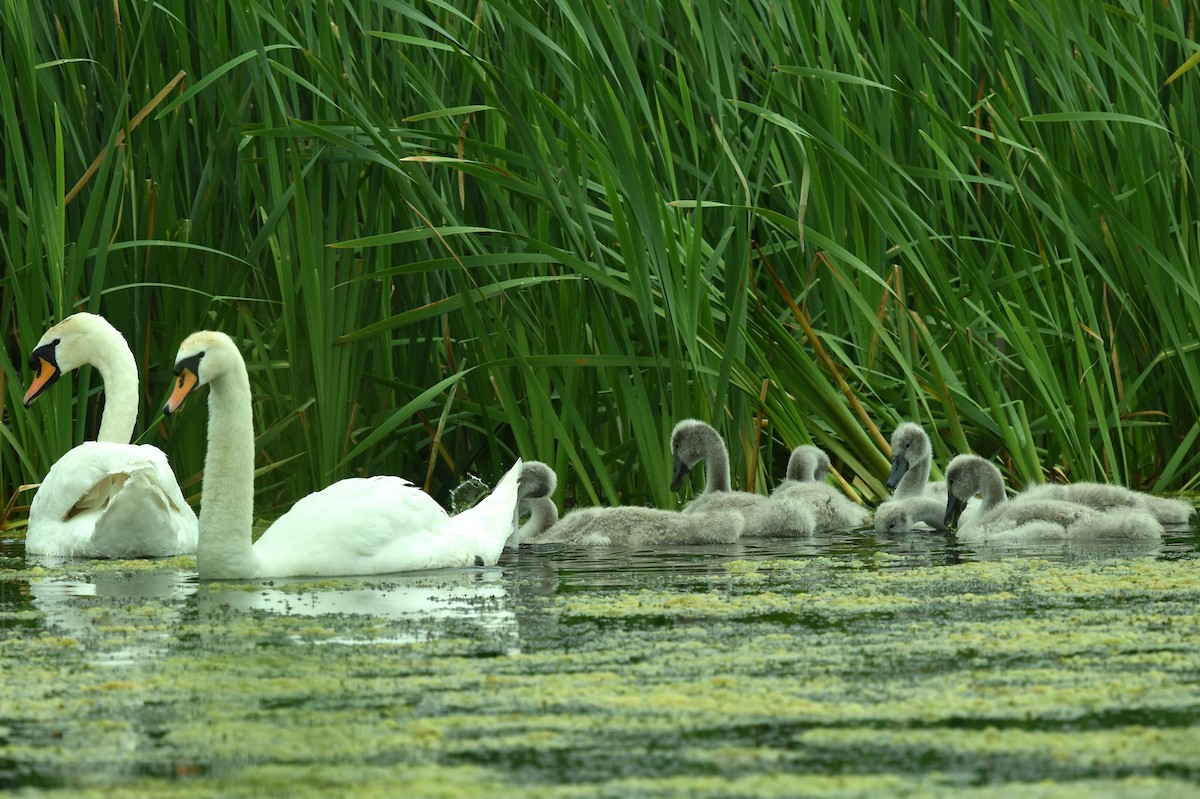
[23,356,60,408]
[164,368,198,416]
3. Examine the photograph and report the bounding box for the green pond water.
[1,524,1199,798]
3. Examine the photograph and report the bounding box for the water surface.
[1,525,1198,797]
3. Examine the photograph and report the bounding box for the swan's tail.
[1071,508,1163,541]
[445,459,523,566]
[1140,495,1196,526]
[90,468,190,558]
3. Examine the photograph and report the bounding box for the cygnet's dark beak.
[944,495,968,529]
[670,457,690,492]
[886,455,909,492]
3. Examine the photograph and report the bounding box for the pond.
[1,524,1199,798]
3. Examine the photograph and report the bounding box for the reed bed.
[2,0,1197,524]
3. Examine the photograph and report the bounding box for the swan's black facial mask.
[23,340,62,408]
[163,352,205,416]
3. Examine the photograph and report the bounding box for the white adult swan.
[772,445,872,531]
[671,419,815,537]
[943,454,1162,543]
[22,313,198,558]
[512,460,744,546]
[874,423,950,533]
[163,330,522,578]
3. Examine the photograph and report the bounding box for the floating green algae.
[1,541,1199,797]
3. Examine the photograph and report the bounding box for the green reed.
[2,0,1198,529]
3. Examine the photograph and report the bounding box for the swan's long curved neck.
[704,439,732,494]
[197,363,259,578]
[93,344,140,445]
[894,453,931,498]
[978,472,1008,514]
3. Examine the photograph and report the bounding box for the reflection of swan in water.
[29,567,197,664]
[193,568,517,645]
[27,559,518,651]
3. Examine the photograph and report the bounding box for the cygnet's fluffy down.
[1018,481,1194,526]
[528,505,745,546]
[671,419,815,537]
[772,445,871,532]
[944,454,1163,543]
[512,458,745,546]
[875,423,952,533]
[873,496,946,534]
[506,460,560,548]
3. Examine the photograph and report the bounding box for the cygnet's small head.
[163,330,242,416]
[519,461,557,501]
[943,454,998,528]
[669,419,722,491]
[886,422,931,491]
[786,445,830,483]
[873,503,910,534]
[24,312,124,407]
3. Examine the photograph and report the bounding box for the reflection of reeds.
[4,1,1198,524]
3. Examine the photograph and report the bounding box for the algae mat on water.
[1,545,1198,798]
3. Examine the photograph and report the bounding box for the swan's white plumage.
[944,454,1163,543]
[167,329,520,578]
[24,313,198,558]
[671,419,815,537]
[772,445,871,532]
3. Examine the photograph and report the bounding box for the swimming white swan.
[1018,481,1194,526]
[163,330,522,578]
[944,454,1162,543]
[874,423,951,533]
[771,445,872,532]
[671,419,815,537]
[506,460,560,547]
[22,313,198,558]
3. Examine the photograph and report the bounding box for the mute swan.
[874,423,952,533]
[162,330,522,578]
[527,505,745,546]
[873,496,945,534]
[506,460,560,547]
[1018,481,1194,526]
[785,444,830,482]
[944,454,1162,543]
[772,445,872,532]
[671,419,815,537]
[884,423,945,499]
[512,459,744,546]
[22,313,198,558]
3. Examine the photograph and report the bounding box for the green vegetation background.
[2,0,1198,523]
